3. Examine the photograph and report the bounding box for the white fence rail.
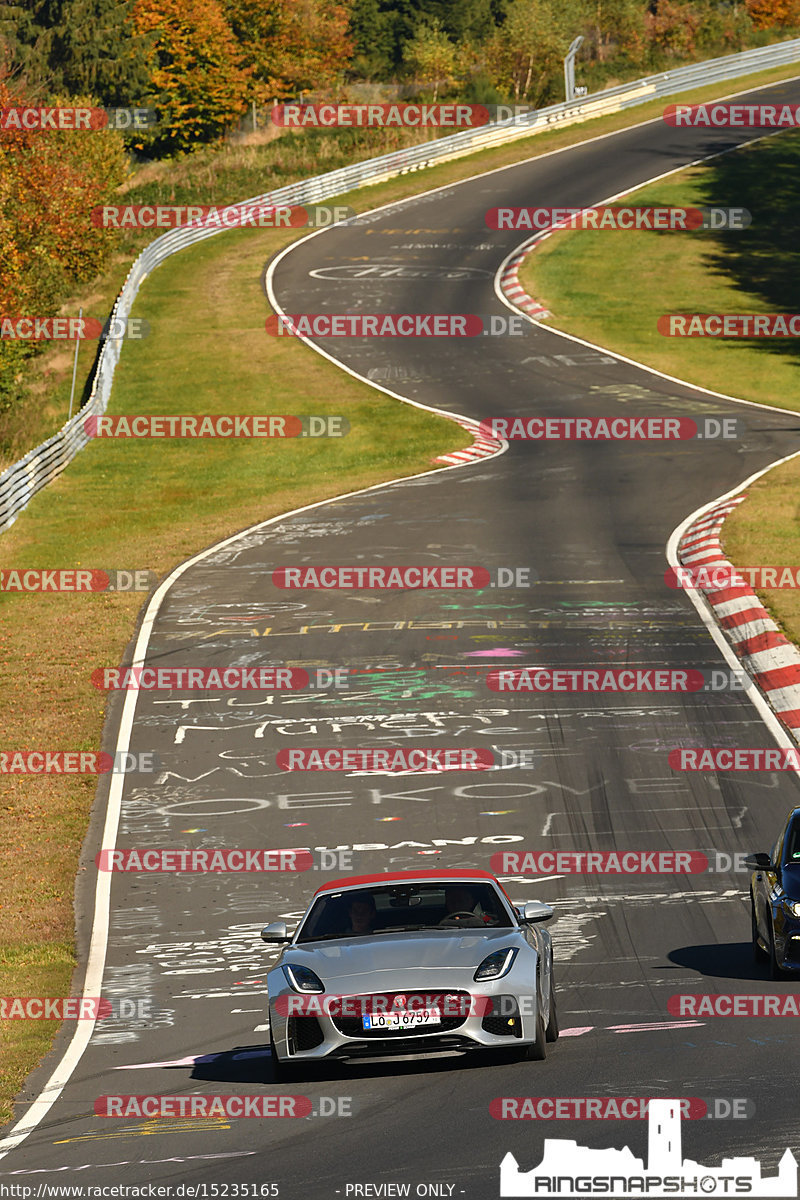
[2,36,799,534]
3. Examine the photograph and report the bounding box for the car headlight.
[783,900,800,918]
[474,948,518,981]
[282,964,325,993]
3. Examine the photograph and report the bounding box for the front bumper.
[268,987,539,1062]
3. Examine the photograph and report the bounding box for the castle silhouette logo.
[500,1099,797,1197]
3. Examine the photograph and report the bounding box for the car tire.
[270,1025,302,1082]
[520,992,547,1061]
[768,919,787,981]
[751,895,767,961]
[545,978,559,1044]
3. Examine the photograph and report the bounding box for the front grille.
[288,1015,324,1051]
[785,936,800,963]
[481,996,522,1038]
[337,1034,477,1057]
[330,991,471,1038]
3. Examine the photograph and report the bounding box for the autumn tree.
[484,0,572,103]
[133,0,251,153]
[0,70,127,417]
[746,0,800,26]
[224,0,352,100]
[404,18,458,99]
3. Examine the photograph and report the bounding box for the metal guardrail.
[2,36,799,534]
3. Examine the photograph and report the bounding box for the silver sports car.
[261,868,558,1078]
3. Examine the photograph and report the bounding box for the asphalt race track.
[3,75,800,1198]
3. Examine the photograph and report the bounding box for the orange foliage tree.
[224,0,353,102]
[0,71,127,417]
[746,0,800,26]
[133,0,251,152]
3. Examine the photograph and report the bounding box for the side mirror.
[261,921,291,943]
[744,852,772,870]
[517,900,554,924]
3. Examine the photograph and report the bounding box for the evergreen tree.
[0,0,151,104]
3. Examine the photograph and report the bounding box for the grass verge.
[521,128,800,409]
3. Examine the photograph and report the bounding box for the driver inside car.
[444,885,478,915]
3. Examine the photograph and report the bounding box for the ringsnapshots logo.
[486,207,749,231]
[499,1099,797,1197]
[478,417,741,440]
[83,415,348,438]
[91,204,353,229]
[265,313,530,337]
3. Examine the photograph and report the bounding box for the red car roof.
[313,868,498,895]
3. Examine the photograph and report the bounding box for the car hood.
[282,928,527,985]
[782,865,800,897]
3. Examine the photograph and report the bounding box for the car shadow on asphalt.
[667,941,770,981]
[177,1044,521,1085]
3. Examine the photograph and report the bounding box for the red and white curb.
[435,416,504,465]
[498,238,551,321]
[678,496,800,739]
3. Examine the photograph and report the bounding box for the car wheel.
[545,978,559,1044]
[269,1025,302,1082]
[520,991,547,1061]
[768,919,787,980]
[751,895,767,961]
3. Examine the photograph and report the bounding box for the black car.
[748,805,800,978]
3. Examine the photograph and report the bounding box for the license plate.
[362,1008,441,1030]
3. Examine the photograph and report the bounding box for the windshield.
[295,881,514,943]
